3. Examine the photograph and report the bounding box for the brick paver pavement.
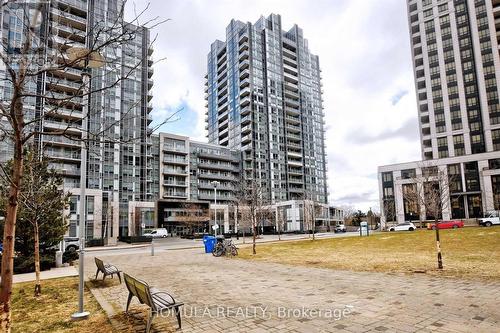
[86,249,500,333]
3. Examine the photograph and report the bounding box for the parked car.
[63,237,80,252]
[427,220,464,230]
[144,228,169,238]
[334,224,346,233]
[388,222,416,232]
[479,211,500,227]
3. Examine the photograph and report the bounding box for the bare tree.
[0,2,169,329]
[301,189,320,240]
[381,199,396,230]
[302,199,316,240]
[341,205,356,225]
[235,178,269,255]
[176,203,209,236]
[275,206,286,241]
[402,164,453,269]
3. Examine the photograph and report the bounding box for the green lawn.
[238,227,500,280]
[12,277,115,333]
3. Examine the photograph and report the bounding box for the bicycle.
[212,239,238,257]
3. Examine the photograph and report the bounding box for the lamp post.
[212,181,219,235]
[68,46,104,321]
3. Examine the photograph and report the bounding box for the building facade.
[0,0,154,242]
[379,0,500,226]
[150,133,241,236]
[205,14,328,205]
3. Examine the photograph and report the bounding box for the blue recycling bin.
[203,235,216,253]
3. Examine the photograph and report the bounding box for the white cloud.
[125,0,422,211]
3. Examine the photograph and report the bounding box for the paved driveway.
[86,248,500,333]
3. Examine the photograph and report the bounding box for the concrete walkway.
[86,231,365,253]
[13,266,77,283]
[86,248,500,333]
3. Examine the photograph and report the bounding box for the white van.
[479,211,500,227]
[144,228,169,238]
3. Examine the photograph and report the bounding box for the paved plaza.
[86,248,500,333]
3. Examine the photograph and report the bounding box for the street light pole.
[68,46,104,321]
[212,181,219,236]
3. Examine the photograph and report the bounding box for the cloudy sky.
[125,0,422,212]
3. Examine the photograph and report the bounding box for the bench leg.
[102,273,106,281]
[146,309,153,333]
[95,269,99,280]
[175,305,182,329]
[125,293,133,313]
[117,272,122,284]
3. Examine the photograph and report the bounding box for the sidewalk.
[13,266,78,283]
[85,231,368,253]
[86,241,149,252]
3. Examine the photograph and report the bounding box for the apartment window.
[459,38,470,48]
[466,97,478,107]
[460,48,472,59]
[442,38,453,50]
[437,137,448,158]
[437,137,447,147]
[489,104,500,125]
[440,15,450,25]
[383,187,394,198]
[425,20,435,31]
[464,162,480,192]
[86,196,94,215]
[457,25,469,37]
[480,41,491,52]
[69,196,78,214]
[475,2,486,13]
[489,158,500,170]
[478,28,490,39]
[465,85,476,95]
[470,122,482,132]
[487,91,498,102]
[452,121,462,131]
[444,61,455,72]
[423,0,432,6]
[453,135,465,156]
[447,164,462,192]
[401,169,416,179]
[435,113,445,122]
[492,129,500,151]
[382,172,393,183]
[423,9,433,18]
[470,133,480,144]
[441,26,451,37]
[462,61,473,71]
[448,85,458,95]
[438,3,448,12]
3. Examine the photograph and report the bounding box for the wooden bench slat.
[123,273,183,332]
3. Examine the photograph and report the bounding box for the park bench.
[94,257,122,283]
[123,273,183,332]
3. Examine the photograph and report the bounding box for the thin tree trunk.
[434,218,443,269]
[0,134,23,332]
[312,206,316,241]
[252,220,256,255]
[34,221,41,296]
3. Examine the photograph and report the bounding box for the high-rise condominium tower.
[378,0,500,225]
[407,0,500,159]
[205,14,328,204]
[0,0,154,240]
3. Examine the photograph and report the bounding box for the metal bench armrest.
[151,291,176,302]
